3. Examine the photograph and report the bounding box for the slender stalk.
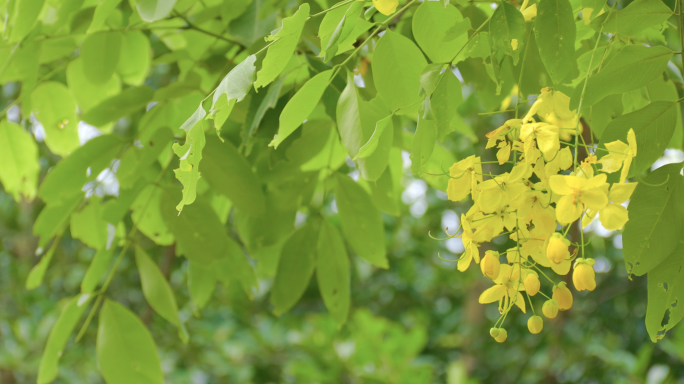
[75,161,174,342]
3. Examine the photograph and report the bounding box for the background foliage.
[2,0,684,382]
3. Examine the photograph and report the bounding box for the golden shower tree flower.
[599,128,637,183]
[478,264,526,314]
[549,174,609,224]
[447,155,483,202]
[552,282,573,310]
[573,258,597,291]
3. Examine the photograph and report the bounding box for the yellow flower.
[542,299,559,319]
[494,328,508,343]
[496,142,511,165]
[523,88,577,126]
[476,163,530,213]
[549,174,609,224]
[583,182,637,230]
[481,251,501,279]
[573,258,597,291]
[486,119,520,149]
[458,215,492,272]
[372,0,398,15]
[478,264,526,314]
[523,270,540,296]
[546,233,570,264]
[527,316,543,334]
[519,122,560,160]
[552,282,573,310]
[522,3,537,21]
[447,155,483,202]
[598,128,637,183]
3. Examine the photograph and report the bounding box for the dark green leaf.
[412,2,470,64]
[623,163,684,276]
[534,0,576,83]
[81,31,122,85]
[316,220,350,327]
[271,221,318,316]
[334,173,388,268]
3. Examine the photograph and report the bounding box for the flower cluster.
[440,88,637,342]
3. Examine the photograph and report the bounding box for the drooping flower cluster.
[440,88,637,342]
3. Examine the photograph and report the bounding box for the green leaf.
[38,134,125,205]
[0,120,40,201]
[646,242,684,342]
[97,300,163,384]
[334,173,388,268]
[173,104,207,212]
[37,294,92,384]
[161,190,257,292]
[411,114,436,176]
[116,31,151,85]
[489,3,526,65]
[82,85,154,126]
[32,194,80,249]
[534,0,576,83]
[117,127,173,189]
[599,101,677,178]
[570,45,673,109]
[646,77,683,150]
[623,162,684,276]
[591,0,672,37]
[88,0,122,33]
[9,0,45,43]
[271,221,318,316]
[227,0,277,47]
[67,57,121,113]
[31,81,80,156]
[355,114,394,160]
[248,74,287,137]
[372,30,427,114]
[431,70,463,141]
[201,136,266,216]
[254,3,309,89]
[70,199,109,250]
[81,247,116,294]
[337,73,393,181]
[211,55,257,130]
[81,31,122,85]
[132,185,175,245]
[271,70,333,148]
[316,220,350,327]
[412,2,471,64]
[318,2,365,62]
[135,246,187,341]
[136,0,177,22]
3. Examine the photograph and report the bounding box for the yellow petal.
[514,292,526,313]
[550,259,572,275]
[549,175,574,195]
[582,187,609,210]
[447,176,472,202]
[609,182,637,204]
[478,285,507,304]
[497,142,511,165]
[628,128,637,156]
[583,173,607,190]
[556,194,582,224]
[598,203,629,230]
[457,250,473,272]
[522,3,537,21]
[373,0,398,15]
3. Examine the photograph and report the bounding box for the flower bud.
[494,328,507,343]
[546,233,570,264]
[573,258,597,291]
[481,251,501,279]
[527,316,544,334]
[524,271,540,296]
[552,282,573,310]
[490,328,500,338]
[542,299,559,319]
